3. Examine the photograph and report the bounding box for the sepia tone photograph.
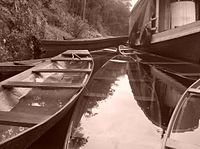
[0,0,200,149]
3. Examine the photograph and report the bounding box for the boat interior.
[0,50,93,144]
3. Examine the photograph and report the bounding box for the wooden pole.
[82,0,86,21]
[155,0,159,33]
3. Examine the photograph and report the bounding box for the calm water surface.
[0,52,191,148]
[67,55,187,149]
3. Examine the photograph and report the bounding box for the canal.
[0,49,197,148]
[16,49,195,149]
[62,52,189,149]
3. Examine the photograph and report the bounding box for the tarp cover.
[129,0,155,47]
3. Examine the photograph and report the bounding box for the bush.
[63,14,101,39]
[2,30,32,61]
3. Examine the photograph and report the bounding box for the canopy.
[129,0,155,47]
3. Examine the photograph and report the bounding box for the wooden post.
[82,0,86,21]
[155,0,159,33]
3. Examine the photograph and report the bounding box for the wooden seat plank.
[2,81,82,89]
[62,53,90,57]
[141,61,190,65]
[0,111,49,127]
[51,57,92,62]
[62,50,90,55]
[33,69,92,73]
[188,88,200,94]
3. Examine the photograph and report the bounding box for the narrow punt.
[41,36,128,58]
[0,50,94,149]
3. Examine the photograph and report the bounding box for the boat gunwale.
[151,20,200,44]
[0,50,94,148]
[41,36,128,45]
[63,54,125,149]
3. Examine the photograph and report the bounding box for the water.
[0,58,91,146]
[0,51,193,148]
[65,54,188,149]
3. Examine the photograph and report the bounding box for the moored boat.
[162,78,200,149]
[129,0,200,64]
[0,50,94,148]
[41,36,128,58]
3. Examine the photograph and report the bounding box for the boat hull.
[41,36,128,58]
[146,31,200,64]
[0,97,76,149]
[0,50,94,149]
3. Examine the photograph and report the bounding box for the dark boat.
[0,50,94,149]
[129,0,200,64]
[41,36,128,58]
[63,55,190,149]
[162,78,200,149]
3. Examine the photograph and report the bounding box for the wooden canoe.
[0,50,94,149]
[41,36,128,58]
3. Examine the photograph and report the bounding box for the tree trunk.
[82,0,86,20]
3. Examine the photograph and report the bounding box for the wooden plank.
[102,49,116,52]
[120,48,135,52]
[32,69,92,73]
[0,111,49,127]
[110,59,128,63]
[2,81,82,89]
[176,73,200,77]
[62,50,90,57]
[152,20,200,43]
[155,0,159,33]
[62,50,89,54]
[51,57,92,62]
[141,61,190,65]
[188,88,200,94]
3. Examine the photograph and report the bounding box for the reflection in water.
[66,55,187,149]
[170,95,200,147]
[0,125,28,142]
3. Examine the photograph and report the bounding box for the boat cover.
[129,0,155,47]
